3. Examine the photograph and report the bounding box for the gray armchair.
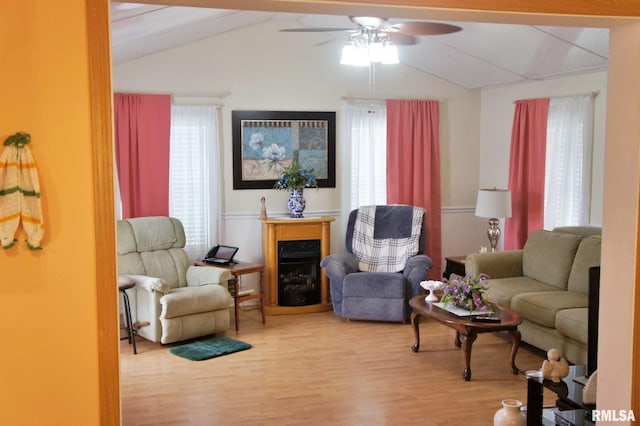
[320,205,432,322]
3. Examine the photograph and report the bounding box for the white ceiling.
[110,2,609,89]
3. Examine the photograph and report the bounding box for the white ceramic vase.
[493,399,526,426]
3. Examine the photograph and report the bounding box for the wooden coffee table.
[409,295,522,381]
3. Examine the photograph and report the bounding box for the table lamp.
[475,188,512,252]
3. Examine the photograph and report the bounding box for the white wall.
[113,20,607,280]
[479,71,608,226]
[113,19,485,278]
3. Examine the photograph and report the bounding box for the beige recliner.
[117,216,232,344]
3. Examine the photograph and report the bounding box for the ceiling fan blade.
[389,33,418,45]
[394,22,462,36]
[314,36,342,47]
[280,27,353,33]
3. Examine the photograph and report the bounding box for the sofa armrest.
[126,274,171,293]
[320,253,359,278]
[465,250,524,279]
[404,253,433,282]
[186,265,231,287]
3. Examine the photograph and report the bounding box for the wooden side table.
[196,261,266,331]
[443,255,467,280]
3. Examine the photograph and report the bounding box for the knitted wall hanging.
[0,132,44,250]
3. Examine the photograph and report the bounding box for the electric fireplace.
[261,217,334,314]
[277,240,321,306]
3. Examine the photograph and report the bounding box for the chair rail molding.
[223,207,474,220]
[222,210,340,220]
[442,205,475,214]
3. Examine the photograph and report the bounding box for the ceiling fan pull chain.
[369,62,376,99]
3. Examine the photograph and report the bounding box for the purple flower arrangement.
[440,273,491,312]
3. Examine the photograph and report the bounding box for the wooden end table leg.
[455,331,462,348]
[234,298,240,332]
[506,328,521,374]
[259,269,266,325]
[460,332,477,381]
[410,311,420,352]
[234,273,240,331]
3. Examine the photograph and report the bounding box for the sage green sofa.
[465,227,601,364]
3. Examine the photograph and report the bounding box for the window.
[343,101,387,211]
[169,105,221,261]
[544,94,594,230]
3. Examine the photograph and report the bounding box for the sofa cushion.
[522,230,582,289]
[186,265,231,286]
[555,307,588,345]
[129,216,180,251]
[485,277,562,309]
[511,291,588,328]
[117,220,138,255]
[128,274,171,293]
[160,284,232,319]
[553,226,602,237]
[139,249,186,289]
[118,252,146,275]
[567,235,601,295]
[343,272,406,298]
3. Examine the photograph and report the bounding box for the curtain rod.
[114,90,231,98]
[342,96,444,104]
[172,90,231,99]
[172,97,224,108]
[513,90,599,103]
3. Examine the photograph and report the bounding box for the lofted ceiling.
[110,2,609,89]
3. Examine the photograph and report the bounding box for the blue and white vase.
[288,188,306,218]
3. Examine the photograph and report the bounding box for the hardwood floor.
[120,308,553,425]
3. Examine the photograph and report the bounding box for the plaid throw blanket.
[352,205,424,273]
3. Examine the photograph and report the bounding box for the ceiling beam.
[123,0,640,25]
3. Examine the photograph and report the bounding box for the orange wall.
[0,1,102,424]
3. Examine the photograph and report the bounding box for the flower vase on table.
[287,188,306,218]
[273,161,318,218]
[440,273,491,313]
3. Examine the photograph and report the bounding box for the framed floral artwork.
[232,110,336,189]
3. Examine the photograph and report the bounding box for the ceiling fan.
[280,16,462,46]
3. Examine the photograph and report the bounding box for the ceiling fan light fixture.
[368,41,385,62]
[281,16,462,67]
[340,44,369,66]
[381,44,399,64]
[339,44,355,65]
[341,32,399,66]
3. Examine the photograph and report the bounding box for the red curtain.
[114,93,171,218]
[386,99,442,279]
[504,98,550,249]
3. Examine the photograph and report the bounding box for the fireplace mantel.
[261,217,335,315]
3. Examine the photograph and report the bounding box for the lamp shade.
[475,189,512,219]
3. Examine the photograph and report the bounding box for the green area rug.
[169,337,251,361]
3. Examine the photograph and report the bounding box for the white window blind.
[343,101,387,211]
[169,105,221,261]
[544,94,594,230]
